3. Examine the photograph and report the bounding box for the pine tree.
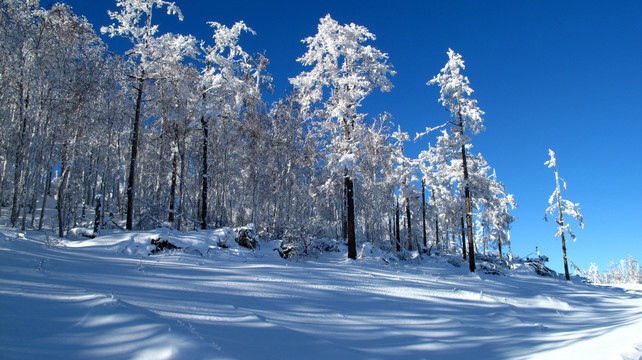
[426,49,485,271]
[545,149,584,281]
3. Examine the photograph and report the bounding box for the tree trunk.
[0,157,6,218]
[422,180,427,248]
[405,197,412,251]
[177,135,186,231]
[461,143,475,272]
[38,168,52,230]
[200,114,208,230]
[57,167,70,238]
[126,74,144,230]
[168,149,178,223]
[94,195,101,234]
[561,231,570,281]
[11,87,28,227]
[461,215,467,260]
[551,159,571,281]
[395,199,401,252]
[432,191,440,248]
[342,178,347,240]
[345,172,356,260]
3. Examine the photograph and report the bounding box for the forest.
[0,0,520,273]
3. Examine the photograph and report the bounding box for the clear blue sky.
[59,0,642,274]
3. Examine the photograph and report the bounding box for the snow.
[1,227,641,359]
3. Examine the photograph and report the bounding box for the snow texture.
[1,228,641,359]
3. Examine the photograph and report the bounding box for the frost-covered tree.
[426,49,485,272]
[198,20,256,229]
[419,133,462,253]
[0,1,112,235]
[391,126,419,250]
[596,256,641,284]
[476,167,516,260]
[587,263,603,284]
[137,59,200,227]
[290,14,395,259]
[356,114,396,246]
[101,0,196,230]
[545,149,584,281]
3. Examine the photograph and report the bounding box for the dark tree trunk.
[498,239,503,261]
[461,215,467,260]
[551,159,572,281]
[405,197,412,251]
[57,167,70,238]
[94,195,101,234]
[345,172,356,259]
[168,150,178,223]
[561,232,570,281]
[457,111,476,272]
[462,143,475,272]
[126,74,144,230]
[200,115,208,230]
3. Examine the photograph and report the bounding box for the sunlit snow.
[1,228,641,359]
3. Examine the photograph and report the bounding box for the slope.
[1,227,641,359]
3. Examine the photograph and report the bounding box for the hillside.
[1,227,641,359]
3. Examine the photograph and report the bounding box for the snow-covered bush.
[523,255,557,278]
[234,226,259,250]
[276,235,342,259]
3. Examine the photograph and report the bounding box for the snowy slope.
[1,227,641,360]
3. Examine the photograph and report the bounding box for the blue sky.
[59,0,642,274]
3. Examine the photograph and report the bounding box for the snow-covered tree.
[197,20,257,229]
[426,49,485,272]
[290,14,395,259]
[587,263,603,284]
[0,1,114,235]
[356,114,396,246]
[545,149,584,281]
[391,126,419,251]
[101,0,196,230]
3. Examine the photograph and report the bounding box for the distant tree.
[625,255,641,284]
[290,14,395,259]
[587,263,602,284]
[427,49,485,272]
[545,149,584,281]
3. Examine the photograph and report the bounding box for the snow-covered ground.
[1,227,641,359]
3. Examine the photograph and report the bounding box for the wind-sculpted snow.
[1,228,641,359]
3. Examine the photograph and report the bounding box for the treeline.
[0,0,516,272]
[587,256,642,285]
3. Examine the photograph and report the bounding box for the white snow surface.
[1,227,641,360]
